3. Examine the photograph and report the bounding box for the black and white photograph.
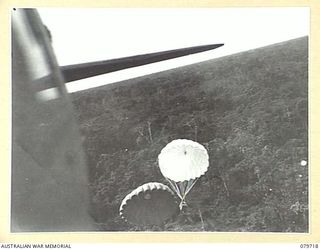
[11,7,309,233]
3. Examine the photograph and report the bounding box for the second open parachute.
[119,182,179,226]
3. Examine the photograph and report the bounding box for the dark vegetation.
[71,37,308,232]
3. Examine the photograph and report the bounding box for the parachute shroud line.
[166,177,200,210]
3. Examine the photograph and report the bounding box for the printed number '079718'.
[300,244,319,248]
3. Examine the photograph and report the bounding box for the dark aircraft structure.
[11,8,223,231]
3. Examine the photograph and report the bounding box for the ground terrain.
[71,37,308,232]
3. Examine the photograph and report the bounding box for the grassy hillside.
[71,37,308,232]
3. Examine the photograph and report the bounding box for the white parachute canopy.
[158,139,209,182]
[158,139,209,209]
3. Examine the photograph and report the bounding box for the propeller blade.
[60,43,224,83]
